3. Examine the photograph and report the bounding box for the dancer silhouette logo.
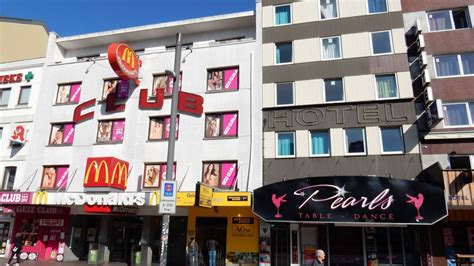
[272,193,287,218]
[406,193,424,222]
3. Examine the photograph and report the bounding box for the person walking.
[312,249,326,266]
[7,234,22,265]
[206,237,218,266]
[187,237,199,266]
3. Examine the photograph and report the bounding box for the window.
[310,130,330,156]
[97,119,125,143]
[375,74,398,99]
[276,42,293,64]
[371,31,392,55]
[324,78,344,102]
[18,86,31,105]
[149,116,179,140]
[443,102,474,127]
[56,83,81,104]
[380,127,404,153]
[435,53,474,77]
[344,128,366,155]
[0,88,11,107]
[102,79,129,101]
[2,167,16,190]
[205,113,238,138]
[275,4,291,25]
[49,123,75,145]
[428,8,470,32]
[368,0,387,14]
[276,82,294,106]
[207,67,239,91]
[41,165,69,190]
[320,0,338,19]
[321,36,341,60]
[277,132,295,157]
[202,161,238,189]
[153,72,182,96]
[143,163,176,188]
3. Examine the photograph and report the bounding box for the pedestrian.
[187,237,199,266]
[7,234,22,265]
[206,236,218,266]
[312,249,326,266]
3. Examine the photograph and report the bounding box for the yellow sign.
[177,192,195,206]
[149,191,160,205]
[33,191,48,205]
[212,192,251,207]
[231,224,254,237]
[198,184,213,208]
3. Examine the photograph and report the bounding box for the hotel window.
[18,86,31,105]
[49,123,75,145]
[102,79,129,101]
[321,36,341,60]
[207,67,239,91]
[276,82,294,106]
[371,31,393,55]
[205,113,238,138]
[344,128,366,155]
[41,165,69,190]
[148,116,179,140]
[143,163,176,188]
[380,127,404,154]
[56,82,81,104]
[368,0,387,14]
[443,102,474,127]
[320,0,338,19]
[435,53,474,77]
[375,74,398,99]
[202,161,238,189]
[0,88,11,107]
[275,4,291,25]
[2,167,16,190]
[310,130,330,156]
[324,78,344,102]
[276,132,295,158]
[153,72,183,96]
[428,8,470,32]
[96,119,125,143]
[275,42,293,64]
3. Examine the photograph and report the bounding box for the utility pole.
[159,32,182,266]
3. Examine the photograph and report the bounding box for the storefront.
[253,176,448,266]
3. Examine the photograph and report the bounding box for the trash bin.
[88,243,99,264]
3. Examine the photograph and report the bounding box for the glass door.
[271,223,290,266]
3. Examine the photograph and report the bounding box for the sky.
[0,0,255,37]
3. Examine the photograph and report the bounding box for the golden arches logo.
[33,191,48,205]
[120,47,136,69]
[111,162,128,187]
[149,191,160,206]
[84,160,109,184]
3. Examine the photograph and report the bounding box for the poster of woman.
[152,74,168,97]
[102,80,118,100]
[205,116,220,138]
[97,121,112,142]
[202,163,219,188]
[149,119,164,140]
[50,125,64,145]
[207,70,223,91]
[42,167,57,189]
[144,165,160,188]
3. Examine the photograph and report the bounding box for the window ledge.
[46,144,73,147]
[423,130,474,140]
[203,136,238,140]
[94,142,124,145]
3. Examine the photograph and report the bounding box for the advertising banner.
[0,192,32,204]
[69,84,81,103]
[224,68,239,90]
[220,162,237,189]
[222,113,238,137]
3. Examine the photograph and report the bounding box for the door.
[271,223,290,266]
[196,217,227,266]
[109,217,142,262]
[0,222,11,257]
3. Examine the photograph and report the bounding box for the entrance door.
[109,217,142,262]
[271,223,290,266]
[196,217,227,266]
[0,222,11,257]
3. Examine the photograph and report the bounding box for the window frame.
[343,128,367,156]
[17,86,31,106]
[366,0,388,14]
[96,119,126,144]
[442,102,474,128]
[55,82,82,105]
[148,116,180,141]
[275,82,295,106]
[370,30,393,56]
[433,53,474,78]
[49,122,75,146]
[201,161,238,190]
[275,42,294,65]
[323,77,345,103]
[276,131,296,158]
[319,0,339,20]
[2,166,16,191]
[320,36,342,61]
[379,127,405,154]
[143,162,177,189]
[101,79,129,101]
[427,8,471,32]
[374,73,399,100]
[206,67,239,92]
[274,4,292,26]
[0,88,11,107]
[204,112,239,139]
[40,165,69,190]
[309,130,331,157]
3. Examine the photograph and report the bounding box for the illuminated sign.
[0,192,32,204]
[10,125,27,144]
[33,191,48,205]
[195,183,213,208]
[57,193,145,206]
[107,43,141,85]
[84,157,129,190]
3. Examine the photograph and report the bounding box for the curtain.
[323,39,340,59]
[276,43,291,63]
[278,134,294,156]
[461,53,474,75]
[444,104,469,126]
[428,12,451,31]
[311,132,328,155]
[275,6,290,25]
[436,56,460,76]
[368,0,387,13]
[320,0,337,19]
[376,75,396,98]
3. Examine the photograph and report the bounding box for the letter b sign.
[178,91,203,116]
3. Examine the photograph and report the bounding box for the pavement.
[0,257,128,266]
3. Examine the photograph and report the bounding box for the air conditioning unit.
[426,99,444,128]
[417,35,425,53]
[419,51,428,70]
[415,19,422,35]
[422,69,431,87]
[424,86,434,105]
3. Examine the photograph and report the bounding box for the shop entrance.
[0,221,11,258]
[271,223,290,265]
[109,216,142,262]
[196,217,227,265]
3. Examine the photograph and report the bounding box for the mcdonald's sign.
[33,191,49,205]
[84,157,129,190]
[149,191,160,206]
[108,43,141,85]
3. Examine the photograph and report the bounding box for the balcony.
[443,170,474,208]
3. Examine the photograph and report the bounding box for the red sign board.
[84,205,138,214]
[108,43,141,85]
[0,73,22,84]
[84,157,129,190]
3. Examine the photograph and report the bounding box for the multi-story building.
[402,1,474,265]
[15,12,262,264]
[253,0,447,265]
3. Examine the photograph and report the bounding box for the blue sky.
[0,0,255,37]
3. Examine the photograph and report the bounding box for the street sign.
[159,180,177,214]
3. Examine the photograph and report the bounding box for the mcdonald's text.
[57,193,146,206]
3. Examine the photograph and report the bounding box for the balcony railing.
[443,170,474,207]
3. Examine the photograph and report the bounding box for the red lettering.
[74,99,96,123]
[178,91,203,116]
[16,74,23,82]
[3,75,9,83]
[0,75,4,83]
[9,75,15,82]
[138,88,164,109]
[105,93,125,113]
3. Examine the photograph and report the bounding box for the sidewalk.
[0,257,128,266]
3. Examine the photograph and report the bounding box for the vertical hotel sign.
[84,157,129,190]
[108,43,141,85]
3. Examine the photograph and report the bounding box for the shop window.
[148,116,179,140]
[320,0,338,19]
[204,112,238,138]
[276,82,294,106]
[321,36,342,60]
[152,72,182,97]
[207,67,239,92]
[324,78,344,102]
[344,128,366,155]
[380,127,404,154]
[428,8,470,32]
[143,163,176,188]
[0,88,11,107]
[275,4,291,25]
[2,167,16,190]
[96,119,125,143]
[102,79,129,101]
[277,132,295,158]
[49,123,75,145]
[17,86,31,105]
[368,0,387,14]
[276,42,293,64]
[435,53,474,77]
[375,74,398,99]
[56,82,81,104]
[18,218,39,247]
[371,31,393,55]
[202,161,238,189]
[41,165,69,190]
[310,130,330,156]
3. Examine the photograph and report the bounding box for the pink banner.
[112,120,125,142]
[224,68,239,90]
[161,164,176,181]
[0,192,32,204]
[63,124,75,144]
[55,167,69,190]
[220,162,237,189]
[222,113,238,136]
[164,117,179,139]
[117,80,129,98]
[69,83,81,103]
